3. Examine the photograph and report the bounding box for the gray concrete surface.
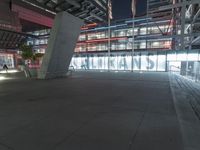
[0,71,183,150]
[170,73,200,150]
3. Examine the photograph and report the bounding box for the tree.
[19,44,44,61]
[19,44,33,60]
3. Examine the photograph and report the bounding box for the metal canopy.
[0,29,36,49]
[20,0,108,23]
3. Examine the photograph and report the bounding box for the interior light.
[0,76,7,80]
[0,69,19,74]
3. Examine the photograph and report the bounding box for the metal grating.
[19,0,108,23]
[0,29,36,49]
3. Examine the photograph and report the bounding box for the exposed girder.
[19,0,107,23]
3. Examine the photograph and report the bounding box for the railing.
[173,73,200,120]
[169,62,200,83]
[169,65,181,73]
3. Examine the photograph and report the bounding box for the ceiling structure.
[0,29,37,49]
[18,0,108,23]
[0,0,108,49]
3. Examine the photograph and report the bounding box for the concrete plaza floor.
[0,71,184,150]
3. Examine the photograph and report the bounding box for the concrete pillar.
[38,12,83,79]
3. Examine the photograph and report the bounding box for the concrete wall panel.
[38,12,83,79]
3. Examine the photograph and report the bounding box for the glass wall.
[0,53,15,69]
[70,50,200,72]
[28,20,173,53]
[70,51,168,71]
[75,39,172,52]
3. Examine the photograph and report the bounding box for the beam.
[53,0,66,9]
[150,0,200,12]
[135,32,200,41]
[192,36,200,44]
[180,0,186,50]
[89,12,104,22]
[63,0,81,8]
[20,0,107,22]
[88,0,106,13]
[192,9,200,24]
[44,0,51,5]
[0,28,37,38]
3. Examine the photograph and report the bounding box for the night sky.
[112,0,147,20]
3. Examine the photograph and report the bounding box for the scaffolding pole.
[131,0,136,72]
[131,17,135,72]
[108,15,111,71]
[181,0,186,50]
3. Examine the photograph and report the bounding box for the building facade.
[1,0,200,75]
[25,14,200,72]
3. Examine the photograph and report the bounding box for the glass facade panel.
[188,50,199,61]
[168,61,181,71]
[177,51,187,61]
[98,57,106,70]
[167,52,176,61]
[71,57,87,69]
[104,56,109,70]
[0,53,15,69]
[79,35,86,41]
[141,54,148,71]
[89,56,98,69]
[148,54,157,71]
[157,54,166,71]
[69,50,200,72]
[133,54,141,70]
[117,55,131,70]
[109,56,118,70]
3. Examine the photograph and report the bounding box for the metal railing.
[173,73,200,120]
[169,63,200,83]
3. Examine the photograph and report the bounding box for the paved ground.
[0,71,183,150]
[170,74,200,150]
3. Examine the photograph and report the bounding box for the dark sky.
[112,0,147,20]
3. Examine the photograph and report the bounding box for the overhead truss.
[0,29,37,49]
[18,0,108,23]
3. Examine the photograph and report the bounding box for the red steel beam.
[12,4,54,28]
